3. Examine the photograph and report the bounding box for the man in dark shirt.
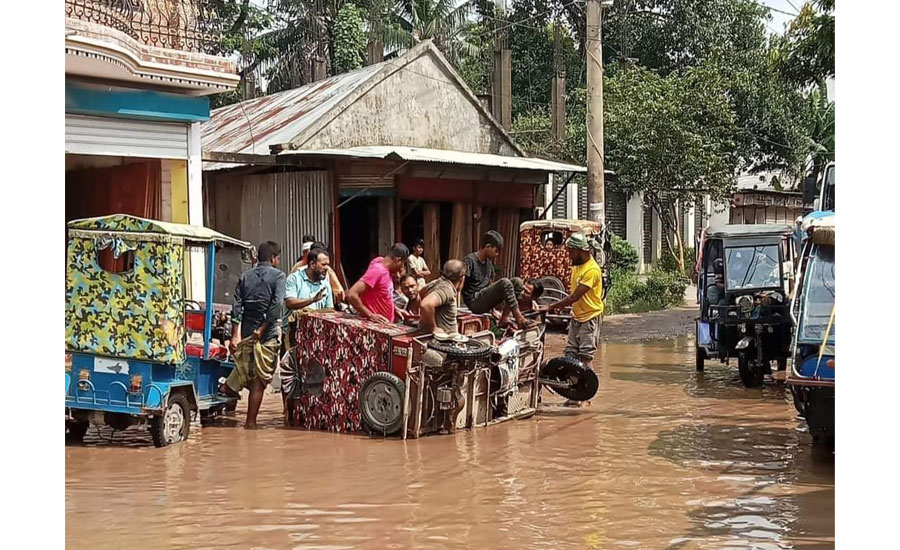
[219,240,285,429]
[462,230,533,327]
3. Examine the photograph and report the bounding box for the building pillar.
[684,202,696,251]
[187,122,205,301]
[567,180,579,219]
[651,208,662,267]
[378,196,395,254]
[626,192,644,273]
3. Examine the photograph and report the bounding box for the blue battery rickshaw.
[788,214,835,446]
[65,214,253,446]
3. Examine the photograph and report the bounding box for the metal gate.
[65,114,188,159]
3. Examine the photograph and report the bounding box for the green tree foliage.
[397,0,478,65]
[603,64,741,272]
[774,0,834,89]
[335,3,366,72]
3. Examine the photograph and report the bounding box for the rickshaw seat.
[185,310,206,332]
[185,341,229,361]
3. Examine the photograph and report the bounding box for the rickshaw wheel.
[737,353,764,388]
[150,394,191,447]
[360,372,405,436]
[695,346,705,372]
[65,420,89,444]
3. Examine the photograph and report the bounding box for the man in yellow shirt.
[540,233,605,366]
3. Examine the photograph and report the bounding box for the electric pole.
[586,0,610,227]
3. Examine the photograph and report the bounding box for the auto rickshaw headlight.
[736,295,754,314]
[130,374,143,393]
[77,369,91,391]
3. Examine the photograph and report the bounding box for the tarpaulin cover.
[65,234,185,364]
[287,311,414,432]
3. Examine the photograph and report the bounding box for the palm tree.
[396,0,478,65]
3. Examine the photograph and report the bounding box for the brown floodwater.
[65,335,834,550]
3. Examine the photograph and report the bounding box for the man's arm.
[543,283,591,312]
[284,289,326,310]
[418,293,442,333]
[346,280,389,323]
[231,278,244,348]
[258,271,286,339]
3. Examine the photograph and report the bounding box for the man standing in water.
[346,243,410,324]
[462,230,534,327]
[540,233,604,404]
[220,240,285,428]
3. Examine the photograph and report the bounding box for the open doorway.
[340,196,380,284]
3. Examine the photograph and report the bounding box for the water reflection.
[66,336,833,549]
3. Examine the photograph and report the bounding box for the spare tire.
[359,371,405,435]
[428,338,492,361]
[540,356,599,402]
[536,276,565,293]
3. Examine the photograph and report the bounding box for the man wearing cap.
[462,230,535,327]
[541,233,605,375]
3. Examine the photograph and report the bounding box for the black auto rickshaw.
[695,224,796,387]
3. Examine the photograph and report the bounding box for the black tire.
[695,346,705,372]
[359,371,405,435]
[540,356,599,402]
[65,420,89,444]
[536,276,565,293]
[150,394,191,447]
[428,338,492,361]
[737,352,764,388]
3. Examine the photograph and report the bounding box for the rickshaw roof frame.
[705,223,793,240]
[806,215,835,246]
[67,214,253,250]
[520,219,604,233]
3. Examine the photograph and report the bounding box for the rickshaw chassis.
[788,381,835,445]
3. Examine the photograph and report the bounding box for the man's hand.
[229,335,240,353]
[252,327,264,340]
[368,313,390,324]
[314,287,326,302]
[538,304,555,314]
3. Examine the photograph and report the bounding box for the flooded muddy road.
[66,334,834,550]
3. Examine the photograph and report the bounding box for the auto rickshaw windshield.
[724,244,781,290]
[799,245,835,343]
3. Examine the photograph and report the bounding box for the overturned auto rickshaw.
[519,219,609,324]
[695,224,796,387]
[282,310,598,438]
[788,215,835,446]
[65,214,253,446]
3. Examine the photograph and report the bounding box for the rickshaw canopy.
[67,214,253,249]
[806,215,835,246]
[705,223,793,240]
[520,219,603,234]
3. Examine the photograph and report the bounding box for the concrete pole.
[586,0,608,227]
[551,21,566,141]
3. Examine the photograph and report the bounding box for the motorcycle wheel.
[737,352,764,388]
[540,356,599,402]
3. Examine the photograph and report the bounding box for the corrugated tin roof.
[202,40,529,172]
[202,63,383,158]
[281,146,586,173]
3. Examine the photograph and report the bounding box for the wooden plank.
[423,203,441,282]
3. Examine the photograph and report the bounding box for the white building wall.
[626,193,644,273]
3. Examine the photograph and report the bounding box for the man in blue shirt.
[285,247,334,315]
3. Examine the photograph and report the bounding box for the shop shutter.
[65,114,188,159]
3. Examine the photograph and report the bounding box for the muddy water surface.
[66,336,834,550]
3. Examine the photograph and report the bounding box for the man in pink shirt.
[346,243,410,324]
